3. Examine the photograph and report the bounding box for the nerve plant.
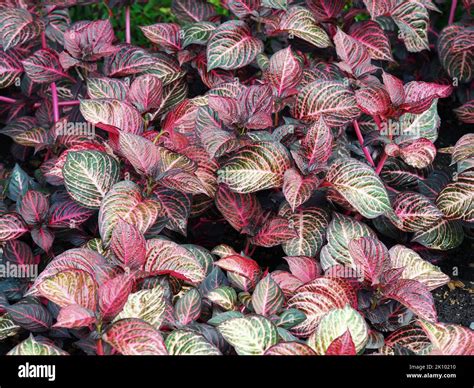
[0,0,472,356]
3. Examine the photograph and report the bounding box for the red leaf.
[284,256,321,283]
[250,216,298,248]
[326,330,357,355]
[0,213,28,242]
[54,305,96,329]
[17,190,49,226]
[215,184,262,233]
[110,220,147,271]
[382,279,437,322]
[214,254,261,285]
[348,237,390,285]
[98,273,135,321]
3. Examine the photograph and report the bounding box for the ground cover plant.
[0,0,472,356]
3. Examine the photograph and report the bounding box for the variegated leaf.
[114,286,167,329]
[80,99,143,134]
[104,318,168,355]
[98,273,134,321]
[126,74,163,113]
[218,315,279,355]
[307,0,344,21]
[325,330,357,355]
[63,150,120,209]
[7,334,68,356]
[348,237,390,286]
[140,23,181,52]
[249,216,297,248]
[391,1,429,53]
[417,320,474,355]
[362,0,396,18]
[207,286,237,311]
[326,158,391,219]
[266,47,303,98]
[382,279,437,321]
[412,219,464,251]
[288,277,357,337]
[207,21,263,71]
[54,305,96,329]
[217,141,291,194]
[308,305,368,354]
[37,269,98,310]
[0,212,29,242]
[294,80,359,127]
[381,325,432,355]
[175,288,202,325]
[391,192,443,232]
[350,21,393,61]
[452,133,474,164]
[153,186,191,236]
[22,49,71,84]
[110,220,146,270]
[320,213,376,270]
[99,180,161,244]
[165,330,221,355]
[171,0,217,23]
[181,22,216,48]
[0,50,23,88]
[279,6,331,48]
[398,138,436,168]
[436,169,474,222]
[454,101,474,124]
[302,117,333,169]
[215,184,262,233]
[252,275,284,316]
[437,25,474,83]
[283,169,320,211]
[265,341,316,355]
[388,245,450,290]
[144,239,206,284]
[279,204,330,257]
[0,7,44,51]
[214,254,261,286]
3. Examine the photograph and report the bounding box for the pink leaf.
[348,237,390,285]
[284,256,321,283]
[110,220,147,270]
[325,330,357,355]
[54,305,96,329]
[214,254,261,285]
[98,273,135,321]
[17,190,49,225]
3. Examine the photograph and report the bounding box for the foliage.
[0,0,472,356]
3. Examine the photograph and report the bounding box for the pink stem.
[448,0,457,25]
[0,96,17,103]
[125,6,131,44]
[51,83,60,123]
[375,153,388,175]
[33,100,80,108]
[353,120,375,167]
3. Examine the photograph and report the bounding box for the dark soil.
[434,285,474,328]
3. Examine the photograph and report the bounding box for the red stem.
[375,153,388,175]
[50,83,60,123]
[353,120,375,167]
[0,96,17,103]
[97,338,104,356]
[448,0,458,25]
[125,6,131,44]
[33,100,80,108]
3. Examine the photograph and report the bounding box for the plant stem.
[96,338,104,356]
[33,100,80,108]
[0,96,17,103]
[51,83,60,123]
[352,120,375,167]
[273,111,279,127]
[375,153,388,175]
[125,6,131,44]
[448,0,458,25]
